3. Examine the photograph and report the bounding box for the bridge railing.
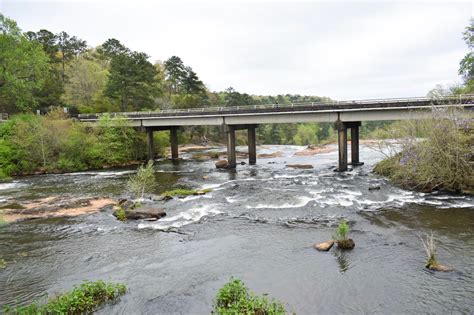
[76,94,474,120]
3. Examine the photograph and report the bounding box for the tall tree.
[57,31,87,82]
[62,53,108,111]
[459,19,474,92]
[0,14,49,113]
[102,39,159,111]
[164,56,186,94]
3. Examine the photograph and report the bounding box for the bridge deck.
[76,95,474,122]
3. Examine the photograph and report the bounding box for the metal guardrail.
[76,94,474,120]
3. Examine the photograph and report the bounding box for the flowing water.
[1,145,473,314]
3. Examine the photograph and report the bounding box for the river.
[1,144,473,314]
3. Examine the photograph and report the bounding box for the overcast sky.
[2,0,472,100]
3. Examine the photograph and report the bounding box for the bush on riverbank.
[213,278,287,315]
[373,108,473,194]
[3,280,126,314]
[0,110,149,180]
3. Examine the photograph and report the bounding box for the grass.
[333,220,349,241]
[115,206,127,222]
[213,278,287,315]
[161,188,212,197]
[3,280,126,314]
[421,232,438,269]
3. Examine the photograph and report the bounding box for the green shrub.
[373,108,473,193]
[127,161,156,199]
[3,280,126,314]
[333,220,349,241]
[0,258,6,268]
[213,278,287,315]
[115,207,127,222]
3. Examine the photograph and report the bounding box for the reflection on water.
[0,145,473,314]
[334,250,351,273]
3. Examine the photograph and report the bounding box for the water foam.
[0,182,27,190]
[245,196,313,209]
[138,204,221,230]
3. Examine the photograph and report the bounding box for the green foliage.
[459,19,474,90]
[115,206,127,222]
[213,278,287,315]
[0,14,49,113]
[373,109,473,193]
[293,123,320,145]
[0,113,148,178]
[62,53,108,109]
[127,161,156,199]
[333,220,350,241]
[3,280,126,314]
[102,39,159,111]
[161,188,211,197]
[0,258,6,268]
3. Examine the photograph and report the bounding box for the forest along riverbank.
[0,144,473,314]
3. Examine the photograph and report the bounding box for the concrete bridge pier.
[335,121,363,171]
[145,126,179,162]
[225,125,237,168]
[225,124,258,168]
[247,125,257,165]
[146,128,155,162]
[346,121,364,166]
[170,127,179,161]
[336,121,348,172]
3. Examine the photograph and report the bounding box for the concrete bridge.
[77,95,474,171]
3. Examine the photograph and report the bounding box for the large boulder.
[215,160,229,169]
[114,206,166,220]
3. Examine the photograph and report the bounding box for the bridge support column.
[146,128,154,162]
[335,121,348,172]
[226,125,237,168]
[348,122,363,166]
[248,126,257,165]
[170,127,179,161]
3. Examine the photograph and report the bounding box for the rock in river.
[215,160,229,169]
[337,239,355,250]
[113,206,166,220]
[314,240,335,251]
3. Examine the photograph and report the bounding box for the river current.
[1,144,473,314]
